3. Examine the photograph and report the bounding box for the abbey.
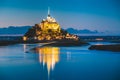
[23,8,79,41]
[38,8,61,33]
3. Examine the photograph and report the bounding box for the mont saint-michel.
[22,8,87,46]
[0,0,120,80]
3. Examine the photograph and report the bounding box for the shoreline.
[0,39,88,46]
[1,40,120,52]
[89,44,120,52]
[40,40,89,47]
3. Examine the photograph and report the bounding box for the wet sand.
[89,44,120,52]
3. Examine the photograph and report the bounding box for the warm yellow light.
[96,38,103,41]
[40,18,61,32]
[23,36,27,41]
[36,47,60,77]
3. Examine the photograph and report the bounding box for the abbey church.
[39,8,61,33]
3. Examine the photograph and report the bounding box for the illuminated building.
[36,7,61,35]
[23,8,79,41]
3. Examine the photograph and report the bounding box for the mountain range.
[0,26,101,35]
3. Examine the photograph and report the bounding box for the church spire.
[48,7,50,16]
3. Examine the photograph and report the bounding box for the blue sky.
[0,0,120,34]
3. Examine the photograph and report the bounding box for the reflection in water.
[67,52,71,61]
[35,47,60,78]
[23,44,60,78]
[95,43,103,45]
[23,44,27,52]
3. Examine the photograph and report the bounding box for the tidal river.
[0,42,120,80]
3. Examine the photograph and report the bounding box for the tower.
[48,7,50,17]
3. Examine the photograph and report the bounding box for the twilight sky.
[0,0,120,34]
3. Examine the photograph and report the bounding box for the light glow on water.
[0,42,120,80]
[35,47,60,78]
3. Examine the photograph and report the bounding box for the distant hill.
[0,26,101,35]
[0,26,31,35]
[66,28,100,34]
